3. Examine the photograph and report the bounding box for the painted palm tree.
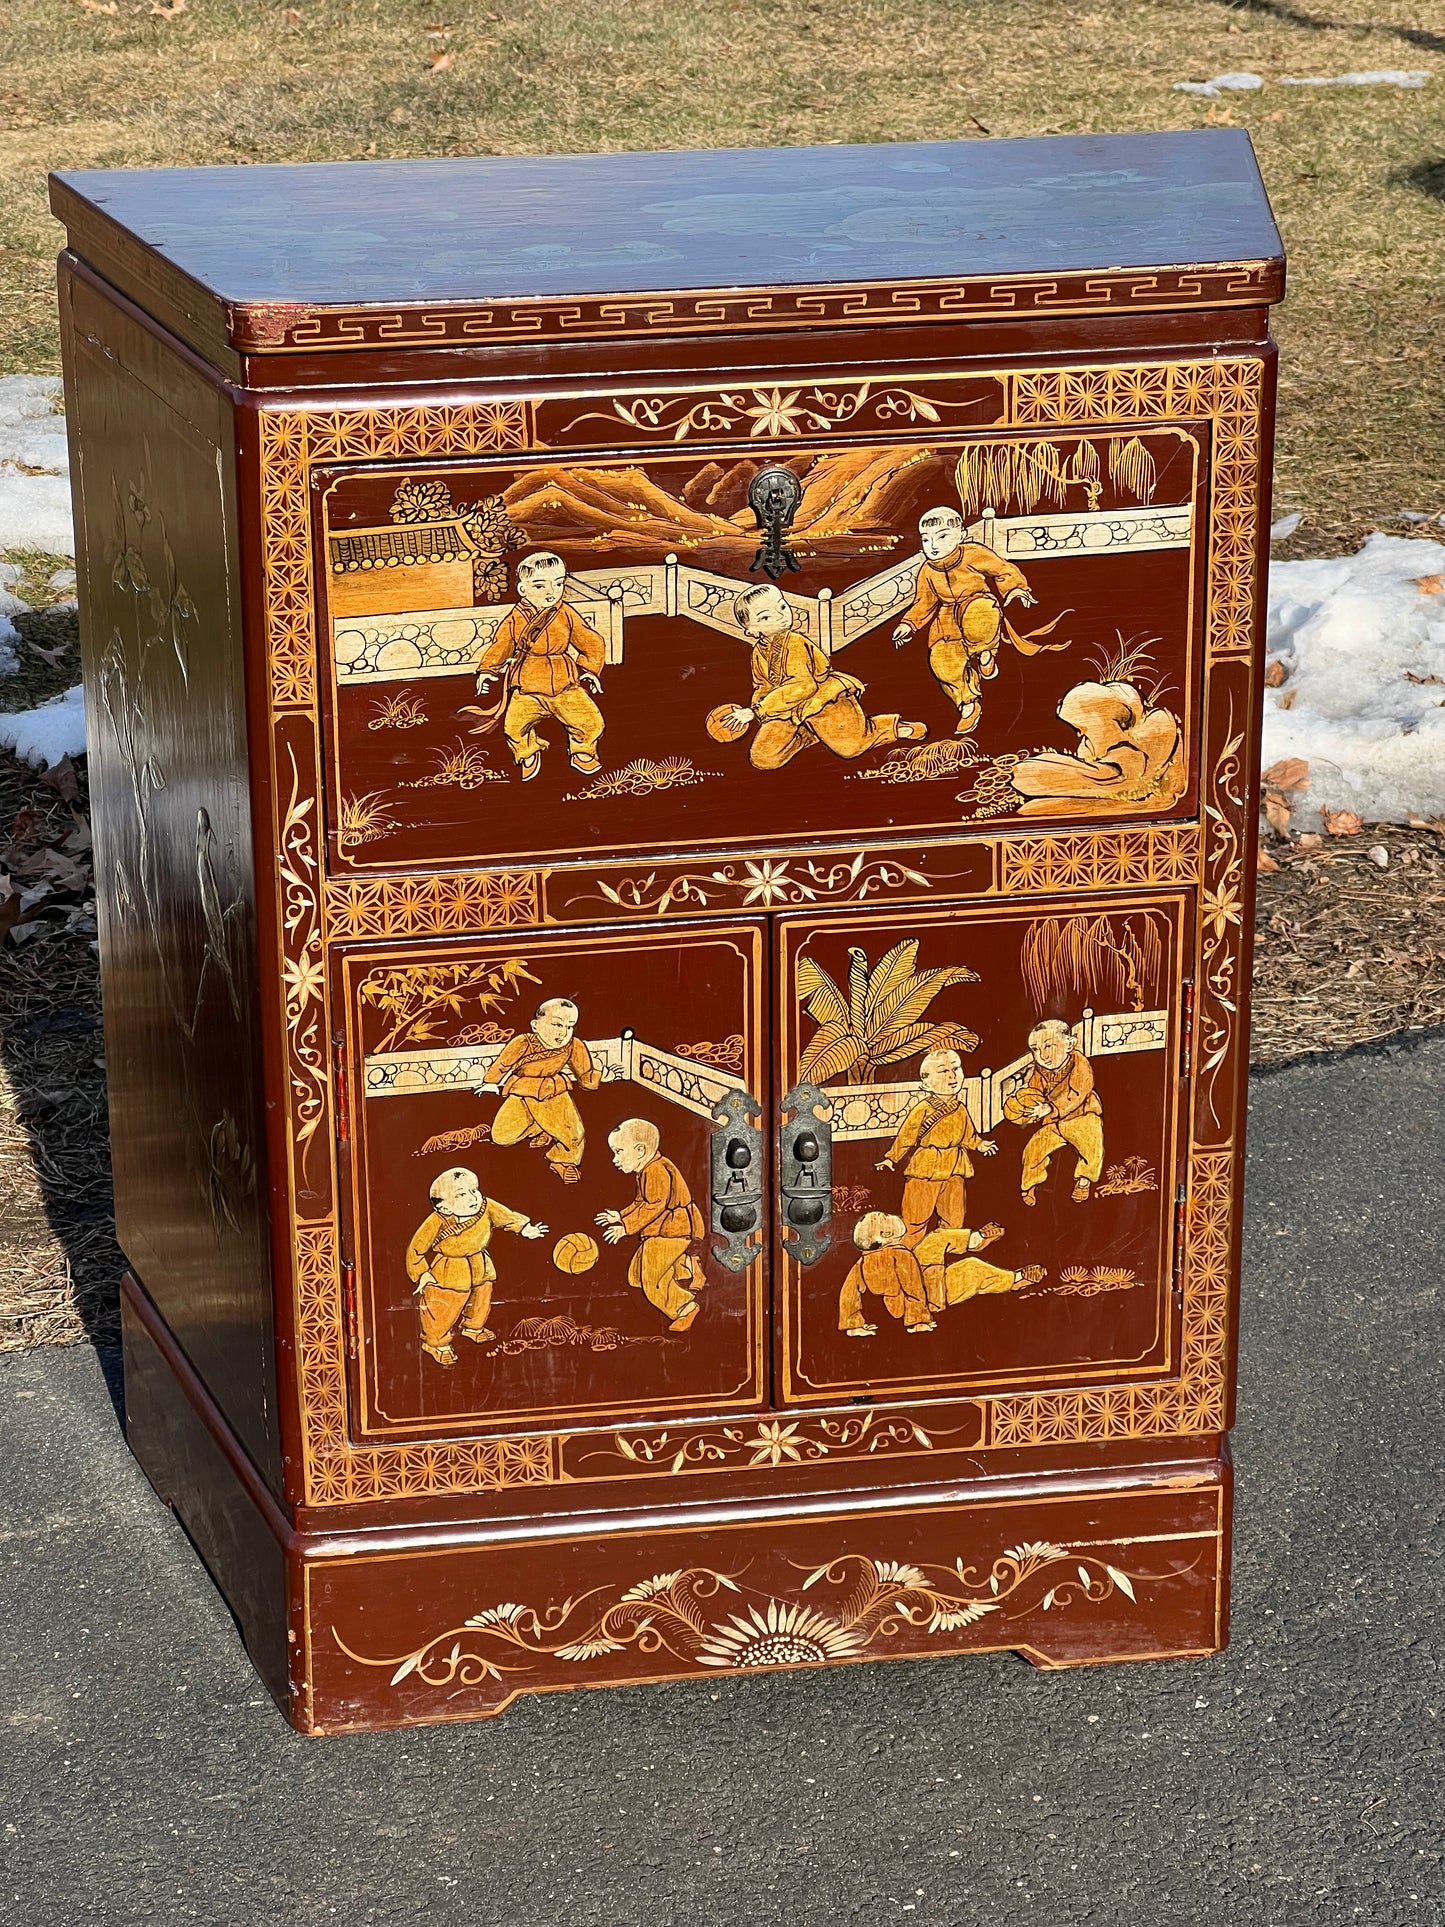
[796,940,979,1085]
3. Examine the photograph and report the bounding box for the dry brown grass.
[0,0,1441,538]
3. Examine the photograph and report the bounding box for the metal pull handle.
[779,1081,832,1265]
[710,1088,764,1272]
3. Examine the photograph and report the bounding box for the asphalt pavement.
[2,1036,1442,1927]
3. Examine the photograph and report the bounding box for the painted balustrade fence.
[330,504,1194,685]
[363,1007,1168,1138]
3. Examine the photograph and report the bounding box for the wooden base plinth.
[122,1273,1231,1736]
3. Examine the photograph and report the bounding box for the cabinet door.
[338,922,766,1439]
[318,424,1204,872]
[775,895,1189,1406]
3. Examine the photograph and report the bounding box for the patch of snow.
[0,684,87,769]
[1172,72,1264,97]
[1269,512,1303,541]
[0,585,29,620]
[0,375,74,560]
[0,472,75,558]
[1264,535,1445,826]
[47,567,77,596]
[0,375,68,469]
[0,616,18,676]
[1278,70,1431,88]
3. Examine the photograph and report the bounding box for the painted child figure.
[724,582,925,771]
[485,996,620,1184]
[875,1047,996,1240]
[912,1219,1045,1311]
[1003,1018,1105,1205]
[838,1211,936,1337]
[596,1118,706,1333]
[892,507,1051,735]
[407,1166,547,1367]
[472,550,607,779]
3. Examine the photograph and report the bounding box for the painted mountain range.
[502,445,949,565]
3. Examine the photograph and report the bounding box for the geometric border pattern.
[235,259,1283,353]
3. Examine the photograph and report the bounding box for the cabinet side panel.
[60,262,280,1489]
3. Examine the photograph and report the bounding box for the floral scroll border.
[317,827,1203,943]
[330,1537,1205,1697]
[258,357,1261,1505]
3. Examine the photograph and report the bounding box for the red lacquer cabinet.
[54,132,1282,1731]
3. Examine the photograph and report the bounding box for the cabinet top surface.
[53,130,1282,317]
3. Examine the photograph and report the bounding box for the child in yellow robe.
[1003,1019,1105,1204]
[837,1212,936,1336]
[875,1047,995,1238]
[912,1220,1044,1311]
[597,1118,706,1332]
[723,583,924,771]
[407,1166,546,1366]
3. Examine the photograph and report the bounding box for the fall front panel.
[775,895,1189,1404]
[316,426,1205,871]
[337,923,766,1438]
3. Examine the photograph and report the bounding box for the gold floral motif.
[568,851,937,919]
[331,1542,1167,1689]
[553,380,986,444]
[278,745,328,1147]
[1199,708,1247,1138]
[594,1408,965,1476]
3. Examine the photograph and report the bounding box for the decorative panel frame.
[258,355,1263,1506]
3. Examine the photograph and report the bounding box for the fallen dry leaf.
[1263,756,1310,792]
[79,0,119,11]
[1264,109,1284,121]
[27,641,72,669]
[148,0,185,14]
[1323,809,1367,838]
[1297,832,1323,852]
[1257,844,1281,873]
[1414,575,1444,595]
[1404,670,1444,685]
[1277,687,1298,710]
[39,758,80,804]
[38,848,90,890]
[428,49,454,70]
[1263,790,1294,833]
[1203,104,1237,126]
[1264,660,1289,687]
